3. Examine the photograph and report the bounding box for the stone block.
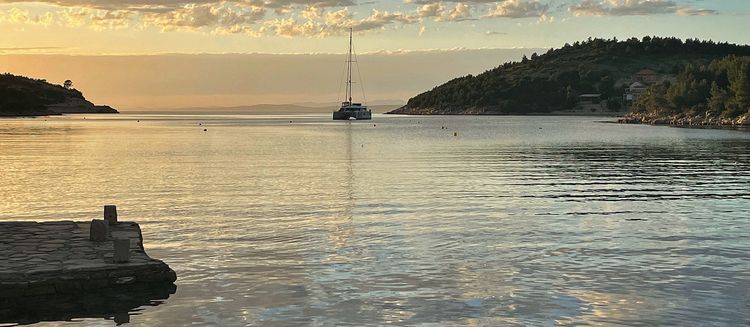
[104,205,118,225]
[24,284,56,296]
[0,281,28,289]
[113,238,131,263]
[82,278,109,291]
[88,271,107,279]
[89,219,109,242]
[0,288,26,298]
[54,280,82,294]
[114,312,131,324]
[136,271,163,282]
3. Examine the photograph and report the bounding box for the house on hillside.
[579,94,601,104]
[624,81,648,104]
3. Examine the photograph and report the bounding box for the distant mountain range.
[125,103,404,115]
[389,37,750,115]
[0,73,117,116]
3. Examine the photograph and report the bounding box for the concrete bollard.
[113,238,131,263]
[104,205,118,225]
[114,312,130,324]
[90,219,110,242]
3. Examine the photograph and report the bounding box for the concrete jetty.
[0,209,176,322]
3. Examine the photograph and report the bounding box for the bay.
[1,114,749,326]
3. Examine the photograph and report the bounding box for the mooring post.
[113,238,131,263]
[90,219,109,242]
[104,205,118,225]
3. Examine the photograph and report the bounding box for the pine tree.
[730,61,750,109]
[708,82,729,114]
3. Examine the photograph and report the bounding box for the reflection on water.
[1,284,176,326]
[1,114,749,326]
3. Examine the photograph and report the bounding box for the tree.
[63,80,73,89]
[708,82,729,114]
[598,76,615,99]
[607,98,622,111]
[564,85,577,109]
[728,61,750,109]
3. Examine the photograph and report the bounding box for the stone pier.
[0,220,176,322]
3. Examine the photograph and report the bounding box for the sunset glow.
[0,0,747,55]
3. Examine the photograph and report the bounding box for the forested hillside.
[389,37,750,115]
[0,74,117,116]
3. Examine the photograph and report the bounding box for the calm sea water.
[1,114,749,326]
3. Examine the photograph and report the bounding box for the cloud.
[484,0,548,18]
[0,0,354,11]
[352,9,418,32]
[485,30,507,35]
[142,3,265,31]
[569,0,608,16]
[416,1,472,22]
[0,0,425,37]
[417,2,443,18]
[405,0,498,4]
[569,0,717,17]
[260,8,417,38]
[0,7,54,25]
[676,7,717,16]
[0,0,720,38]
[438,2,473,22]
[57,7,132,29]
[0,46,65,53]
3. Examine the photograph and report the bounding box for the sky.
[0,49,534,108]
[1,0,749,109]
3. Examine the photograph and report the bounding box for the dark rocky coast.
[0,73,118,117]
[619,112,750,126]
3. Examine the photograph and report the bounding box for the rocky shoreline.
[0,98,119,117]
[46,97,118,115]
[386,106,624,116]
[386,106,482,115]
[618,112,750,126]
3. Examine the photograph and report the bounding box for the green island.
[388,37,750,126]
[0,73,118,117]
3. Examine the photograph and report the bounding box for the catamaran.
[333,28,371,121]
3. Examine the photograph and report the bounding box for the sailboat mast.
[347,28,353,103]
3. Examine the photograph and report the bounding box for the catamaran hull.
[333,111,372,120]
